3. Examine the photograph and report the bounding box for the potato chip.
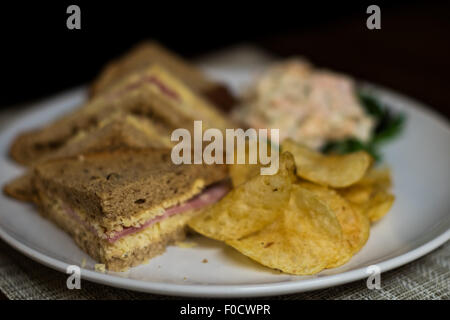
[226,185,349,275]
[188,152,296,241]
[338,185,373,204]
[298,182,370,256]
[281,138,372,188]
[228,139,274,187]
[339,168,394,222]
[356,167,392,189]
[229,163,261,188]
[360,191,395,222]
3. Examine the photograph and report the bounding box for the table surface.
[0,237,448,300]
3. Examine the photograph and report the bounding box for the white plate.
[0,54,449,298]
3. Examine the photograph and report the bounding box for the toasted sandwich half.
[32,148,229,271]
[90,41,236,110]
[10,64,235,165]
[4,113,173,203]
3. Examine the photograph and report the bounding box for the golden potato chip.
[338,185,373,204]
[298,182,370,256]
[356,167,392,189]
[189,152,296,241]
[339,168,394,222]
[360,191,395,222]
[281,138,372,188]
[228,220,328,275]
[226,185,349,275]
[228,139,275,187]
[229,163,261,188]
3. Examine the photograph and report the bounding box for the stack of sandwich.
[3,42,236,271]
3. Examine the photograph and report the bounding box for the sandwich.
[33,148,229,271]
[89,41,236,111]
[10,64,235,166]
[4,50,236,271]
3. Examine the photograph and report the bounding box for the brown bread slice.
[90,41,236,110]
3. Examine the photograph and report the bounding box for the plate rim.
[0,83,449,298]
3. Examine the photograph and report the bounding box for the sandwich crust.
[3,172,37,203]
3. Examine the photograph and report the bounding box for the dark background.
[0,1,449,119]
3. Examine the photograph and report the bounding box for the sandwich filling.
[61,183,229,243]
[111,74,181,102]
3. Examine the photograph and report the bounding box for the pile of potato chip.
[188,139,395,275]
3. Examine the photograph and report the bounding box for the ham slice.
[110,74,180,101]
[64,183,229,243]
[107,183,228,242]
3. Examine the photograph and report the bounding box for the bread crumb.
[175,241,197,248]
[81,257,87,268]
[202,259,208,263]
[95,264,106,273]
